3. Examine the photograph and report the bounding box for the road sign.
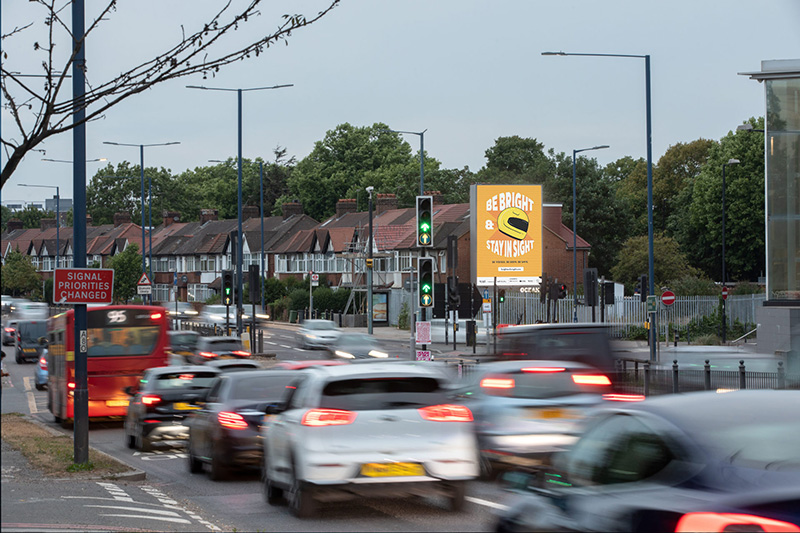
[722,286,729,300]
[482,299,491,313]
[415,321,431,344]
[416,350,432,361]
[646,295,658,314]
[311,273,319,287]
[181,275,188,284]
[483,289,489,299]
[137,284,152,295]
[661,290,676,307]
[137,272,151,286]
[53,268,114,305]
[173,271,178,286]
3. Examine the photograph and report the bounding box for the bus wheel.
[60,418,73,430]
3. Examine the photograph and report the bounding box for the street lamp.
[189,84,292,334]
[103,141,180,302]
[721,158,740,343]
[543,50,655,358]
[366,186,375,334]
[572,145,609,322]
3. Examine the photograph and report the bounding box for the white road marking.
[266,341,277,345]
[85,505,182,517]
[280,345,292,349]
[23,377,38,413]
[466,496,509,511]
[97,514,191,524]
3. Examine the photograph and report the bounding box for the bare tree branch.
[1,0,339,186]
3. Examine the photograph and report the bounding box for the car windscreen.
[229,374,295,401]
[205,339,243,352]
[477,369,608,399]
[18,321,47,341]
[150,371,219,390]
[707,423,800,471]
[498,331,614,370]
[320,377,448,411]
[306,321,336,331]
[170,333,199,349]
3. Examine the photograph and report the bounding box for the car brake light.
[218,411,249,430]
[301,409,357,427]
[150,312,163,320]
[178,374,194,380]
[141,394,161,406]
[480,377,515,389]
[232,350,250,357]
[603,393,646,402]
[675,512,800,532]
[200,351,217,359]
[39,356,48,371]
[418,404,473,422]
[4,327,13,333]
[572,374,612,386]
[68,381,76,389]
[522,367,566,373]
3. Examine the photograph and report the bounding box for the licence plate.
[174,402,200,410]
[106,400,129,407]
[528,408,580,420]
[23,348,37,353]
[219,355,236,359]
[360,462,424,477]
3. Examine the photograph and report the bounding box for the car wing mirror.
[265,402,286,415]
[123,385,137,396]
[38,336,49,346]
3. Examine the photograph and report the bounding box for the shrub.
[397,301,409,330]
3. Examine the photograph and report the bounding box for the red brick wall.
[542,227,587,291]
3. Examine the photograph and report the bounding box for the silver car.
[297,319,341,349]
[262,361,479,518]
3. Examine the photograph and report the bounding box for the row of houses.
[1,193,591,322]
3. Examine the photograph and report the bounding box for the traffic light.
[639,274,648,302]
[416,196,433,247]
[540,272,548,304]
[558,283,568,300]
[499,289,506,303]
[447,276,460,308]
[222,270,234,306]
[584,268,598,306]
[418,257,434,307]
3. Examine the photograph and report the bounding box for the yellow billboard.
[470,184,543,286]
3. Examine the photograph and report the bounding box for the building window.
[188,284,214,303]
[200,256,216,272]
[153,284,171,303]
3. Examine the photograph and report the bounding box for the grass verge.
[1,413,131,478]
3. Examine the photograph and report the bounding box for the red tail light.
[603,393,646,402]
[141,394,161,406]
[522,367,566,373]
[572,374,612,386]
[301,409,357,427]
[218,411,249,430]
[38,356,48,371]
[200,351,217,359]
[675,512,800,532]
[4,327,14,333]
[232,350,250,357]
[419,404,474,422]
[480,377,515,389]
[68,381,76,390]
[150,312,163,320]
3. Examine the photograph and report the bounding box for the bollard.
[674,331,678,347]
[644,362,650,397]
[704,359,711,391]
[686,324,690,345]
[672,360,679,394]
[739,360,746,390]
[777,361,786,390]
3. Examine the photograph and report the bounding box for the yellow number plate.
[174,402,200,410]
[360,462,424,477]
[24,348,37,353]
[106,400,129,407]
[529,408,580,420]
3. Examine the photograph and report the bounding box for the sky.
[2,0,799,207]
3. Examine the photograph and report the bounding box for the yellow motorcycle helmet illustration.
[498,207,529,240]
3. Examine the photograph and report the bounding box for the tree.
[17,205,56,229]
[1,249,41,297]
[610,234,699,293]
[614,157,650,237]
[107,243,143,303]
[1,0,339,186]
[656,139,714,237]
[1,205,12,233]
[476,136,555,185]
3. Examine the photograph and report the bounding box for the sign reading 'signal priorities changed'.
[54,268,115,304]
[470,184,543,286]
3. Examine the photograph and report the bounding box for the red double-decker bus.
[47,305,170,425]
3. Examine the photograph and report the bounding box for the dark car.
[204,359,262,373]
[186,369,299,480]
[123,366,221,451]
[494,390,800,533]
[3,319,19,346]
[326,332,392,359]
[167,330,201,364]
[192,336,250,364]
[15,319,48,363]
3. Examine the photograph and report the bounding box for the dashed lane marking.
[23,376,38,414]
[466,496,509,511]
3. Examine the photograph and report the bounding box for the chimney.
[113,212,132,227]
[40,218,57,231]
[242,205,259,220]
[375,193,398,215]
[162,210,180,227]
[200,209,219,224]
[335,199,357,218]
[542,204,564,232]
[424,190,445,205]
[86,214,93,227]
[7,219,23,232]
[282,201,304,220]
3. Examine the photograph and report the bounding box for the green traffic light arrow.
[420,222,430,231]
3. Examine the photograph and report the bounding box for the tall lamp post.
[366,186,375,334]
[103,141,180,303]
[543,51,655,358]
[721,158,740,343]
[188,84,292,334]
[571,145,609,323]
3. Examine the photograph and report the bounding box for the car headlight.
[335,350,355,359]
[368,350,389,358]
[185,310,198,315]
[306,334,317,339]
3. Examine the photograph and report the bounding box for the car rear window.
[170,333,199,349]
[320,377,448,411]
[230,375,295,401]
[206,339,243,351]
[18,321,46,341]
[478,370,608,399]
[151,371,219,390]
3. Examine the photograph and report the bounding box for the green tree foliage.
[614,157,649,237]
[107,243,143,303]
[656,139,714,236]
[1,205,12,233]
[610,234,699,293]
[687,118,765,281]
[16,205,55,229]
[477,136,555,185]
[1,250,41,297]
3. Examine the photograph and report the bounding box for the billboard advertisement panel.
[470,184,543,286]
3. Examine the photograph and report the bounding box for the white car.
[261,361,479,518]
[297,319,341,349]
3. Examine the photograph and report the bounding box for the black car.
[167,330,201,364]
[494,390,800,532]
[15,319,48,363]
[123,366,221,452]
[186,370,299,480]
[192,336,250,365]
[326,332,392,359]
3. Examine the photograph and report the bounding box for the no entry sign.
[54,268,114,304]
[722,286,729,300]
[661,290,676,307]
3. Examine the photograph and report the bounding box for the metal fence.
[493,293,765,339]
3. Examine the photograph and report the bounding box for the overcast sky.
[2,0,799,206]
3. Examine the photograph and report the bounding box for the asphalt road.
[1,334,511,533]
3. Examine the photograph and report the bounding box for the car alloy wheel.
[209,445,228,481]
[187,440,203,474]
[287,459,316,518]
[136,424,152,452]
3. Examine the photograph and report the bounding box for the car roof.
[148,365,221,375]
[304,360,448,380]
[15,319,46,325]
[169,330,200,337]
[205,359,261,368]
[498,323,610,334]
[219,369,300,381]
[199,335,241,341]
[471,360,600,373]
